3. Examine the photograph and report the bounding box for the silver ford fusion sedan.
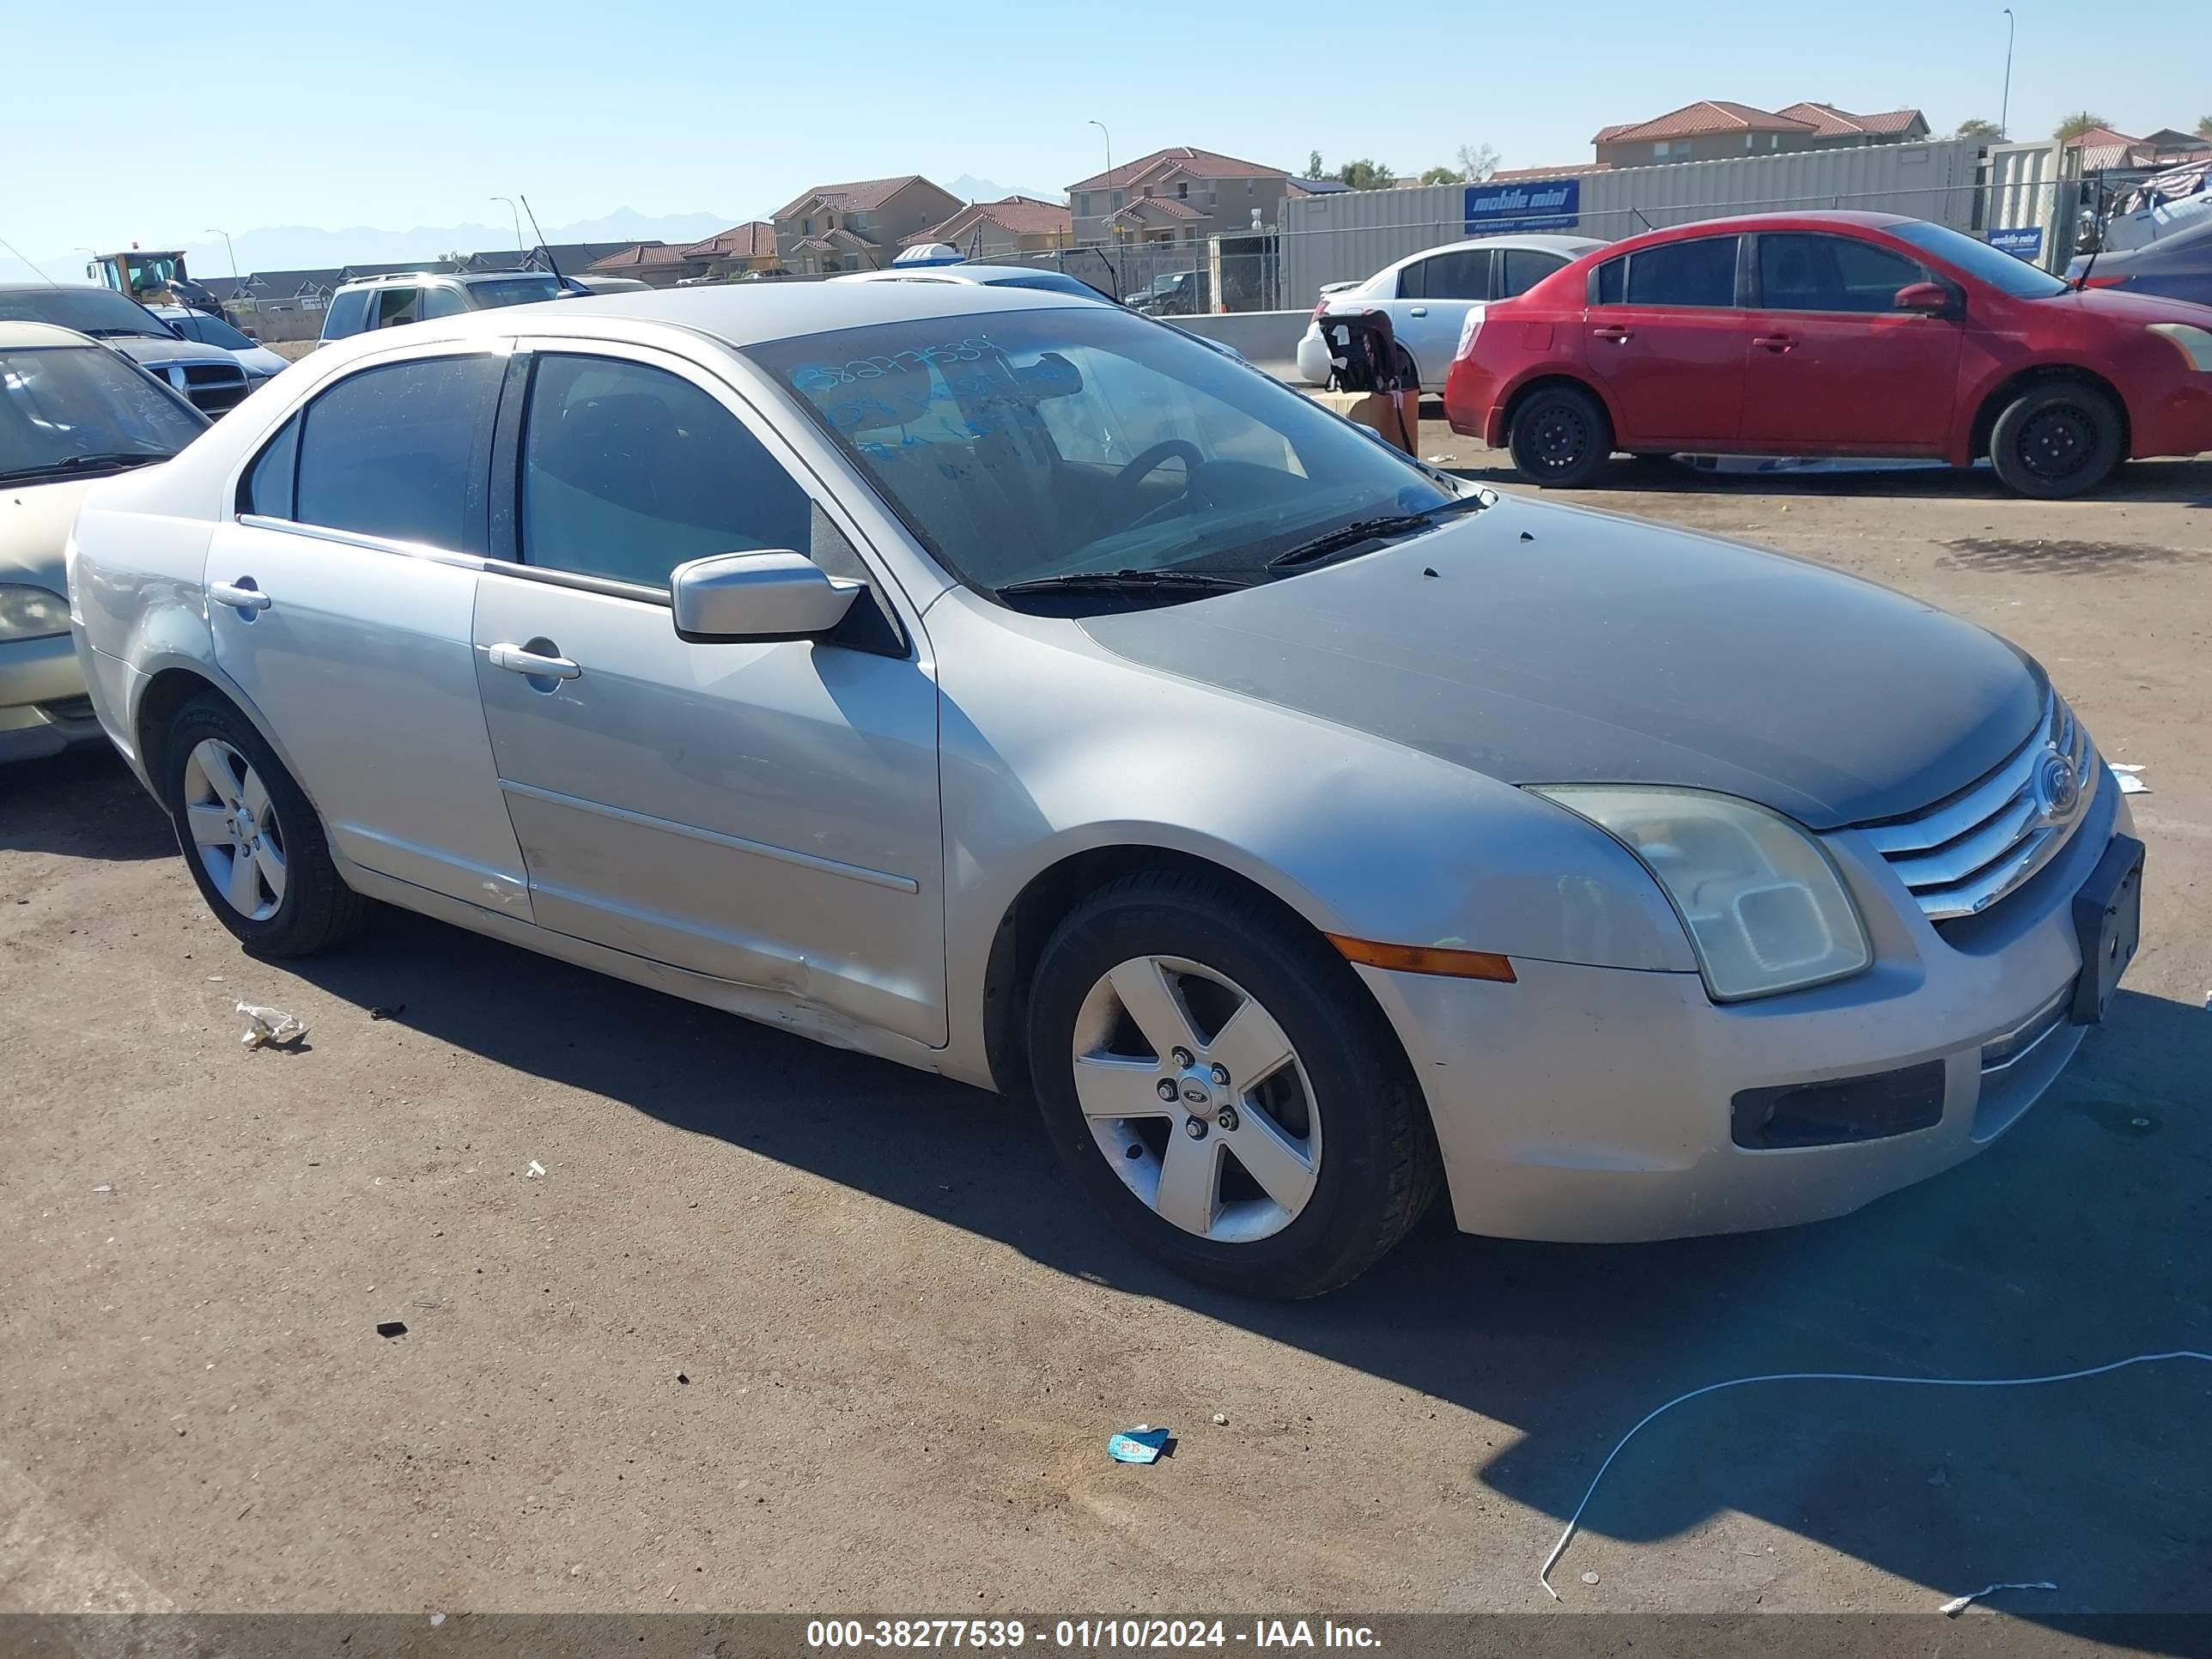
[67,283,2142,1298]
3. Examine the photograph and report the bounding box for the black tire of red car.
[1508,383,1613,488]
[1988,380,2124,500]
[161,692,370,958]
[1025,869,1442,1301]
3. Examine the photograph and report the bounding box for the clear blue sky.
[8,0,2207,265]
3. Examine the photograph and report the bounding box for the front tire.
[1508,383,1613,488]
[160,693,368,957]
[1026,870,1440,1299]
[1989,381,2124,499]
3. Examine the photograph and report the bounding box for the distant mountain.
[945,173,1066,204]
[2,208,736,286]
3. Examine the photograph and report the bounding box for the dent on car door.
[209,349,533,915]
[471,346,947,1046]
[1582,236,1748,446]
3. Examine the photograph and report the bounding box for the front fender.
[928,592,1694,1077]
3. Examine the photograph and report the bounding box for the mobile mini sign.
[1986,226,2045,261]
[1465,179,1581,235]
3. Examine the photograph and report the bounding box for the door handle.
[209,580,271,614]
[1753,334,1797,352]
[1593,325,1632,343]
[489,641,581,681]
[1408,306,1429,317]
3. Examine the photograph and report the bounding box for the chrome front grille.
[1859,690,2094,921]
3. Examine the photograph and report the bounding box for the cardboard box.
[1311,388,1419,455]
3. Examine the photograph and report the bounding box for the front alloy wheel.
[1026,870,1440,1299]
[1072,956,1321,1243]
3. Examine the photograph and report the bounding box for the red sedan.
[1443,210,2212,497]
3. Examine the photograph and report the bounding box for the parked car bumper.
[1358,772,2134,1243]
[0,630,100,763]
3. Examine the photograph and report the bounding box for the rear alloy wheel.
[1508,384,1612,488]
[161,693,368,957]
[1027,870,1439,1299]
[1989,381,2124,499]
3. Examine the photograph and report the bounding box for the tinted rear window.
[294,355,502,548]
[1500,249,1564,297]
[1625,238,1740,307]
[320,289,372,340]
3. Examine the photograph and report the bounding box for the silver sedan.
[67,283,2142,1297]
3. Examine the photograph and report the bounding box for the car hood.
[2051,283,2212,324]
[1079,494,2043,830]
[102,335,239,368]
[1,474,102,590]
[234,343,291,376]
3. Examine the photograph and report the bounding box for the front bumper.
[1363,770,2134,1243]
[0,631,100,763]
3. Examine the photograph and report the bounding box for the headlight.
[2147,323,2212,373]
[0,583,71,643]
[1531,787,1872,1001]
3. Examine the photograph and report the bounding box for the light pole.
[1088,119,1111,180]
[2000,8,2014,139]
[491,196,524,256]
[204,228,238,283]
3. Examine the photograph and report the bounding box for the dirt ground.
[3,454,2208,1629]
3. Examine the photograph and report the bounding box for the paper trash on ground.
[236,1002,306,1049]
[1107,1425,1171,1464]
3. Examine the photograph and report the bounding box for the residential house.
[1593,100,1929,167]
[770,177,965,274]
[907,197,1072,262]
[675,222,782,282]
[2064,125,2212,172]
[1067,147,1294,244]
[233,268,345,311]
[584,242,702,289]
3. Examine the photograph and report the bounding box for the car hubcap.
[182,738,287,921]
[1070,957,1320,1243]
[1531,408,1585,471]
[2019,406,2094,480]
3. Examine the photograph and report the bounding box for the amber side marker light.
[1326,935,1518,982]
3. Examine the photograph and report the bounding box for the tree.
[1336,158,1395,190]
[1952,117,2004,141]
[1419,166,1461,185]
[1455,143,1500,184]
[2053,111,2110,143]
[2197,114,2212,139]
[1304,149,1326,180]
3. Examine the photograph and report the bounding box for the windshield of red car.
[1888,222,2071,299]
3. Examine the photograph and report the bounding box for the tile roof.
[771,175,944,221]
[1600,100,1818,145]
[1777,102,1924,137]
[908,197,1073,246]
[586,242,694,271]
[1107,196,1207,222]
[1488,162,1612,181]
[1070,146,1290,193]
[679,221,778,261]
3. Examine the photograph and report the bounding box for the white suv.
[317,270,570,345]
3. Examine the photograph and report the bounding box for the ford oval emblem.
[2034,750,2081,822]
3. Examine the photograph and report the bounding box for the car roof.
[427,278,1094,349]
[0,320,102,349]
[0,280,142,295]
[1598,209,1918,255]
[335,269,565,290]
[1380,233,1606,273]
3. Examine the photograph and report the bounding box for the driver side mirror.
[671,550,861,644]
[1894,282,1955,316]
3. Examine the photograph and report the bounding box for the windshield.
[173,310,256,350]
[747,307,1455,598]
[461,276,567,309]
[0,286,176,339]
[1889,221,2071,298]
[0,345,205,477]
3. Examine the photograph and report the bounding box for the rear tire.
[1508,384,1613,488]
[160,693,368,958]
[1025,869,1441,1300]
[1989,381,2124,499]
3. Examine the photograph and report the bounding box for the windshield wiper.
[0,453,169,484]
[994,568,1257,599]
[1266,494,1486,570]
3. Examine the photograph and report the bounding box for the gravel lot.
[3,454,2208,1625]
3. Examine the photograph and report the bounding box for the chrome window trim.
[236,514,673,607]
